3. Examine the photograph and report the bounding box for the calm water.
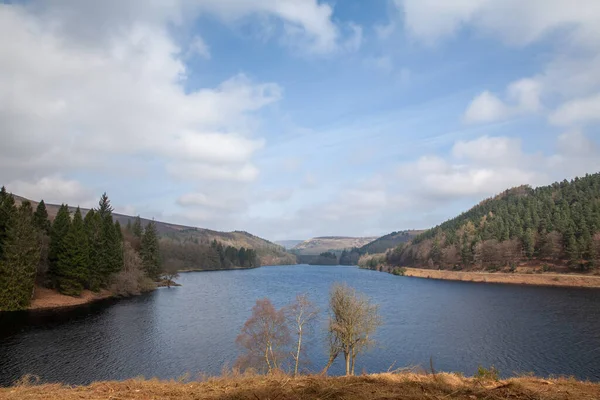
[1,265,600,385]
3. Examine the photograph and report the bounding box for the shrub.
[391,267,407,276]
[110,243,155,297]
[475,365,499,381]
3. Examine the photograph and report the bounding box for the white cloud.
[167,162,260,182]
[397,132,600,200]
[463,91,510,123]
[187,36,211,59]
[549,93,600,126]
[396,1,600,129]
[463,79,541,124]
[344,23,363,52]
[452,136,522,164]
[177,192,246,211]
[5,176,94,207]
[0,3,283,199]
[399,0,600,48]
[26,0,341,54]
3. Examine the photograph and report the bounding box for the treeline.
[0,190,160,311]
[160,238,259,271]
[384,173,600,272]
[307,251,338,265]
[357,231,416,255]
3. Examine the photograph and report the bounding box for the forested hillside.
[383,173,600,272]
[0,189,285,311]
[11,195,295,267]
[358,230,423,254]
[0,190,159,311]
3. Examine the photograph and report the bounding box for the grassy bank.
[402,267,600,288]
[2,372,599,400]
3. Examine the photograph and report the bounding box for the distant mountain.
[11,194,296,266]
[358,230,424,254]
[275,240,304,250]
[292,236,379,256]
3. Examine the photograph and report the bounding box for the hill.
[292,236,379,255]
[275,239,304,249]
[381,173,600,273]
[358,230,424,254]
[11,195,295,267]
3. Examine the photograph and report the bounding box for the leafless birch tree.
[285,294,319,376]
[323,283,382,376]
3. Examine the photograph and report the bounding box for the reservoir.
[1,265,599,385]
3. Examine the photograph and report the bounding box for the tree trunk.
[351,348,357,376]
[294,328,302,377]
[322,352,338,375]
[344,351,350,376]
[265,345,272,373]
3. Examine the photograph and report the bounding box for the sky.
[1,0,600,241]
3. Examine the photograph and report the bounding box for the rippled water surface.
[1,265,600,385]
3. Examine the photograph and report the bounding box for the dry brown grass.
[404,268,600,288]
[2,372,599,400]
[28,287,113,310]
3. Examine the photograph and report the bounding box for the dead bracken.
[2,372,599,400]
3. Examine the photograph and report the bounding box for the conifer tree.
[523,228,535,259]
[0,187,16,259]
[141,220,160,280]
[132,216,143,238]
[33,200,51,234]
[99,213,120,279]
[0,201,41,311]
[55,208,89,296]
[114,220,123,242]
[48,204,71,284]
[113,220,124,272]
[84,209,103,290]
[97,192,114,219]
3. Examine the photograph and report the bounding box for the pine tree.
[522,228,535,259]
[0,201,41,311]
[55,208,89,296]
[84,209,103,290]
[141,220,160,280]
[564,227,579,267]
[115,220,123,242]
[97,192,114,219]
[132,216,143,238]
[48,204,71,284]
[33,200,51,234]
[0,187,16,259]
[100,213,120,279]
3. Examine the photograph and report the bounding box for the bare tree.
[323,283,382,376]
[235,298,290,374]
[285,294,319,377]
[161,258,182,288]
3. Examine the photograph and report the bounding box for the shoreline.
[401,267,600,288]
[178,265,259,273]
[2,372,599,399]
[27,287,115,311]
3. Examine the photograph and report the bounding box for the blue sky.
[1,0,600,240]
